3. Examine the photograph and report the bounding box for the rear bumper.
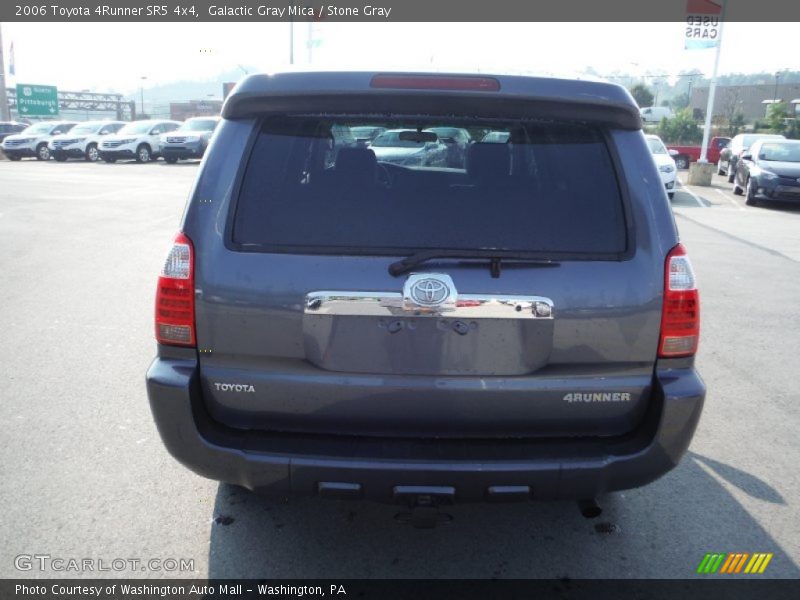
[146,357,705,502]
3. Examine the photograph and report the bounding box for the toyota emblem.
[409,278,449,306]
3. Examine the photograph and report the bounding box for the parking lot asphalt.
[0,160,798,579]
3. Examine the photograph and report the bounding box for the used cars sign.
[684,0,723,49]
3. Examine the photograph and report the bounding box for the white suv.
[49,121,126,162]
[1,121,78,161]
[98,119,182,163]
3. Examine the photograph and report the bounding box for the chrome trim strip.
[305,291,554,319]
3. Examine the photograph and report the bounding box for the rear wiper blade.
[388,249,560,277]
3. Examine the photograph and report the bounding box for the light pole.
[773,69,787,103]
[139,76,147,118]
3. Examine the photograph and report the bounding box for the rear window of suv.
[232,116,628,257]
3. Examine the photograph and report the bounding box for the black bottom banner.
[2,579,798,600]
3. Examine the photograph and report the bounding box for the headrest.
[467,142,511,181]
[335,147,378,182]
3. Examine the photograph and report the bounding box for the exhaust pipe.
[577,498,602,519]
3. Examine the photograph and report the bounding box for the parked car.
[645,134,677,199]
[146,72,704,522]
[667,136,730,170]
[98,119,181,163]
[481,130,510,143]
[0,122,28,144]
[350,126,386,144]
[640,106,674,123]
[424,127,472,167]
[732,139,800,206]
[718,133,786,182]
[48,121,126,162]
[1,121,77,161]
[368,129,450,167]
[160,117,220,163]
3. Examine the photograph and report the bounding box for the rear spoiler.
[222,72,643,131]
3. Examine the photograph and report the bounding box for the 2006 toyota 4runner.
[146,71,704,519]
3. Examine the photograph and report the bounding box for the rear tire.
[36,144,50,161]
[733,180,743,195]
[745,178,758,206]
[674,156,689,170]
[136,144,152,163]
[727,171,735,184]
[716,162,725,175]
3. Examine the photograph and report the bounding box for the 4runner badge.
[214,382,256,393]
[563,392,631,403]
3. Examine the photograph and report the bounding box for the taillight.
[370,74,501,92]
[659,243,699,357]
[155,232,195,347]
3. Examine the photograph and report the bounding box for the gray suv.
[146,72,704,521]
[160,116,220,163]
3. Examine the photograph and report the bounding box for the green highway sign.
[16,84,59,117]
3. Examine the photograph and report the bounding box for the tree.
[727,112,745,137]
[629,84,654,108]
[657,109,703,144]
[671,93,690,110]
[766,102,788,133]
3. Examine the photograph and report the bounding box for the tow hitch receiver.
[393,486,455,529]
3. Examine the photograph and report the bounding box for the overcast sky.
[3,22,799,97]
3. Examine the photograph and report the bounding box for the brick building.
[691,83,800,121]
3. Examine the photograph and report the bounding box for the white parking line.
[677,179,706,208]
[715,188,745,211]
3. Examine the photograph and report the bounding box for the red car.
[667,136,730,170]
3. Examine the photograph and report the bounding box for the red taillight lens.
[155,232,195,347]
[659,243,699,358]
[370,74,501,92]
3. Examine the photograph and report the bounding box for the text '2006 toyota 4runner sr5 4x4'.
[146,71,705,525]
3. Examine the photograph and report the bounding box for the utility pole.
[0,24,11,121]
[687,75,696,112]
[773,70,787,103]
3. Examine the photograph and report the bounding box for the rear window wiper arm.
[388,250,560,277]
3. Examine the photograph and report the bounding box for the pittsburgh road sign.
[16,84,59,117]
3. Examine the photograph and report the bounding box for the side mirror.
[741,153,753,161]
